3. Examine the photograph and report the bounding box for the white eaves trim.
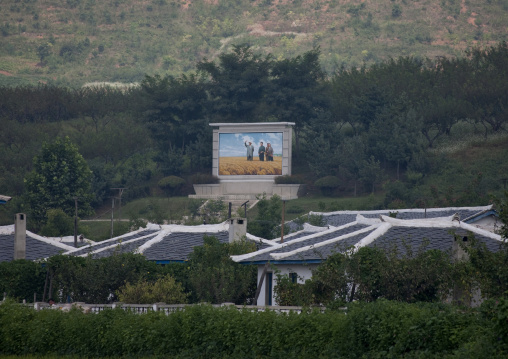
[270,223,381,260]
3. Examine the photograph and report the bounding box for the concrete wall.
[191,183,300,200]
[256,263,317,306]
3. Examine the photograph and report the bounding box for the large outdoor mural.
[219,132,283,175]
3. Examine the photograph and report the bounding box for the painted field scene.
[219,132,283,175]
[219,157,282,175]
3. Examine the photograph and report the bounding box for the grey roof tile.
[241,224,371,263]
[67,229,159,256]
[143,231,230,261]
[0,233,70,262]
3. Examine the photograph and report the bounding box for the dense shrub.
[0,300,504,358]
[274,175,303,184]
[116,274,188,304]
[314,176,340,196]
[190,173,220,184]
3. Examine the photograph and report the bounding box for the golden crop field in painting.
[219,157,282,175]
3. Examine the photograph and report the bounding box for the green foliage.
[274,175,303,184]
[276,245,454,307]
[187,235,257,304]
[116,274,188,304]
[392,4,402,17]
[0,260,46,302]
[157,175,186,196]
[39,208,74,237]
[36,42,52,64]
[314,176,340,196]
[0,300,505,357]
[45,253,160,303]
[201,198,227,223]
[189,173,219,184]
[247,194,285,239]
[23,137,94,228]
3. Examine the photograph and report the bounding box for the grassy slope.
[0,0,507,87]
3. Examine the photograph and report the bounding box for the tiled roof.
[233,208,504,265]
[66,227,159,257]
[310,205,494,227]
[0,226,76,262]
[143,231,230,261]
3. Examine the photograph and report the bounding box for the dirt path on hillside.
[215,23,308,57]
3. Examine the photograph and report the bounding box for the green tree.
[36,42,52,64]
[39,208,74,237]
[187,235,257,304]
[24,137,93,228]
[247,194,285,239]
[141,73,209,174]
[269,48,329,160]
[197,44,272,123]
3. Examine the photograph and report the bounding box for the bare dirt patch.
[0,70,13,76]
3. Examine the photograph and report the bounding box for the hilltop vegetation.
[0,0,508,87]
[1,41,507,233]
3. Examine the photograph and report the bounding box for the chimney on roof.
[229,217,247,243]
[452,235,471,306]
[14,213,26,260]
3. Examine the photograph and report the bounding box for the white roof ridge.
[353,222,393,251]
[231,221,359,263]
[379,215,459,228]
[356,214,381,225]
[66,224,155,254]
[458,221,504,242]
[302,223,332,232]
[76,231,161,257]
[310,205,493,217]
[245,233,278,246]
[270,223,381,260]
[0,224,14,235]
[136,229,172,255]
[158,221,229,233]
[27,231,77,251]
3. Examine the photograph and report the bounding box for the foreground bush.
[116,274,188,304]
[0,299,506,358]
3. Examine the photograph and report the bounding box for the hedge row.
[1,300,507,358]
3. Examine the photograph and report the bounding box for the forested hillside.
[1,42,507,229]
[0,0,507,87]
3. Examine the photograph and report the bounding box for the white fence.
[31,302,330,314]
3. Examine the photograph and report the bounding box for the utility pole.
[110,197,114,239]
[111,188,127,223]
[281,199,286,243]
[110,188,127,239]
[73,197,78,248]
[241,200,249,218]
